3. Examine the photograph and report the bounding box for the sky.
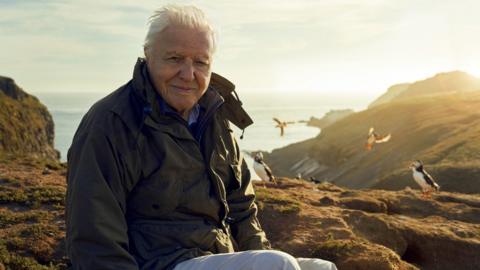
[2,0,480,107]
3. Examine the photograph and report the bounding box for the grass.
[255,188,301,214]
[0,242,55,270]
[0,210,48,228]
[0,160,67,269]
[0,185,65,207]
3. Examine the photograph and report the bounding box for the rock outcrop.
[0,76,58,161]
[256,179,480,270]
[307,109,354,129]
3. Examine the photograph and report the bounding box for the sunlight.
[466,67,480,78]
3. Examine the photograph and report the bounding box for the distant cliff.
[265,71,480,193]
[368,83,410,108]
[369,71,480,108]
[307,109,354,129]
[0,76,58,161]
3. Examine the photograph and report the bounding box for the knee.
[252,250,300,270]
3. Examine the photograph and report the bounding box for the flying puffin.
[253,152,277,184]
[409,160,440,197]
[365,127,391,150]
[273,117,295,136]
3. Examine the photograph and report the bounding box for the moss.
[0,210,48,228]
[0,185,65,206]
[0,243,56,270]
[0,186,28,203]
[312,239,358,262]
[255,188,301,214]
[0,223,63,269]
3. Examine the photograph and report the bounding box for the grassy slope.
[0,158,66,270]
[267,92,480,192]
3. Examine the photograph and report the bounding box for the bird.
[273,117,295,136]
[409,160,440,197]
[253,152,277,185]
[309,176,321,184]
[365,127,391,150]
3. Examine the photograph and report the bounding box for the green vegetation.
[0,243,55,270]
[312,239,357,262]
[0,210,49,228]
[0,185,65,207]
[255,188,301,214]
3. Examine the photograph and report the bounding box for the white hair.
[143,4,217,55]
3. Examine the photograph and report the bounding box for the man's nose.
[179,61,195,81]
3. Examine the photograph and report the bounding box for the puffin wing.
[273,118,282,125]
[261,161,275,181]
[422,169,439,189]
[253,161,269,181]
[375,133,391,143]
[280,126,284,136]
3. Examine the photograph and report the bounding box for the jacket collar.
[113,58,253,133]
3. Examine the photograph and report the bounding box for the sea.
[36,92,361,179]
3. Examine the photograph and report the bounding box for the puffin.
[365,127,391,150]
[273,117,295,136]
[253,152,277,184]
[409,160,440,197]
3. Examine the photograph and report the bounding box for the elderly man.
[66,4,336,270]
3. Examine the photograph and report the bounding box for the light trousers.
[173,250,337,270]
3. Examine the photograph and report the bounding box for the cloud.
[3,0,480,96]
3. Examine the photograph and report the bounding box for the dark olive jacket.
[66,58,270,270]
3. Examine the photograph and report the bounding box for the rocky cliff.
[369,71,480,108]
[0,76,58,161]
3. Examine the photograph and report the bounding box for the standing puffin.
[409,160,440,197]
[365,127,391,150]
[253,152,277,184]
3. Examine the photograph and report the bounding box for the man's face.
[145,24,213,118]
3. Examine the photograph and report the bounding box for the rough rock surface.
[256,178,480,270]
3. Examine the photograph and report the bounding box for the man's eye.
[167,56,181,62]
[195,60,209,66]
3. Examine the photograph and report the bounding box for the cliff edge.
[0,76,58,161]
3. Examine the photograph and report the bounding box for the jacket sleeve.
[227,153,271,251]
[66,126,139,270]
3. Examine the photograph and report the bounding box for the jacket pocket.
[129,221,217,261]
[127,169,183,217]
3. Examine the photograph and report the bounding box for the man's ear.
[144,46,149,59]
